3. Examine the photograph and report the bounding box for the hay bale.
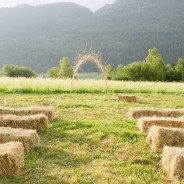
[0,127,40,153]
[118,95,139,102]
[128,107,184,119]
[137,116,184,132]
[0,106,54,120]
[0,114,48,133]
[146,126,184,150]
[0,142,24,176]
[162,146,184,180]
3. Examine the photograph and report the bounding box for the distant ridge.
[0,0,183,72]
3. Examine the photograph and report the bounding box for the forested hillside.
[0,0,184,72]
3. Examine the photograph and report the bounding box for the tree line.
[1,48,184,82]
[105,48,184,82]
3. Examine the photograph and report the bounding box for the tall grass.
[0,77,184,94]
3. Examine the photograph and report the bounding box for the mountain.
[0,0,184,72]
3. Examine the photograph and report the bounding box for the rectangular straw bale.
[128,107,184,119]
[0,106,54,120]
[162,146,184,180]
[0,127,40,153]
[0,114,48,133]
[0,142,24,176]
[137,116,184,132]
[118,95,139,102]
[146,126,184,150]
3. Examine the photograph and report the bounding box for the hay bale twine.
[0,127,40,153]
[146,126,184,150]
[162,146,184,181]
[118,95,139,103]
[137,116,184,132]
[0,114,48,133]
[128,107,184,119]
[0,142,24,176]
[0,106,54,120]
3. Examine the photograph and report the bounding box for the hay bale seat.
[137,116,184,132]
[146,126,184,150]
[162,146,184,180]
[0,142,24,176]
[118,95,139,102]
[0,114,48,133]
[0,106,54,120]
[0,127,40,153]
[128,107,184,119]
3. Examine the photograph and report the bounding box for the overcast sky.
[0,0,116,11]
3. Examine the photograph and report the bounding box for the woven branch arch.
[70,52,107,92]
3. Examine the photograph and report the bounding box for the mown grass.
[1,77,184,94]
[0,92,184,183]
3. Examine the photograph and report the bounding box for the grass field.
[0,91,184,183]
[1,77,184,94]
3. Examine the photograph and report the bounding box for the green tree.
[115,64,124,80]
[145,48,165,81]
[105,64,113,80]
[47,67,60,78]
[1,64,37,78]
[175,58,184,81]
[58,57,73,78]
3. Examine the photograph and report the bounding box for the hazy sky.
[0,0,116,11]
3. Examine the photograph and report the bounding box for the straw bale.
[0,114,48,132]
[162,146,184,180]
[0,142,24,176]
[146,126,184,150]
[128,107,184,119]
[137,116,184,132]
[0,127,40,153]
[118,95,139,102]
[0,106,54,120]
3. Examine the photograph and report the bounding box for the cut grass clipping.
[146,126,184,150]
[0,106,54,120]
[0,127,40,153]
[128,107,184,119]
[162,146,184,181]
[0,114,48,133]
[0,142,24,176]
[137,116,184,132]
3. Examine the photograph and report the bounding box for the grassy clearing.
[0,92,184,183]
[0,77,184,94]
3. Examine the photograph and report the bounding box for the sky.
[0,0,116,11]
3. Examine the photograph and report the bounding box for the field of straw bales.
[1,79,184,183]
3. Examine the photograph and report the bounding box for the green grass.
[1,77,184,94]
[0,92,184,183]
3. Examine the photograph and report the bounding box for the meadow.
[0,77,184,94]
[0,78,184,183]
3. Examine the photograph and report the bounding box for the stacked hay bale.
[0,127,40,153]
[146,126,184,150]
[0,106,54,120]
[128,106,184,181]
[0,142,24,176]
[0,114,48,132]
[162,146,184,180]
[128,107,184,119]
[137,116,184,132]
[118,95,139,103]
